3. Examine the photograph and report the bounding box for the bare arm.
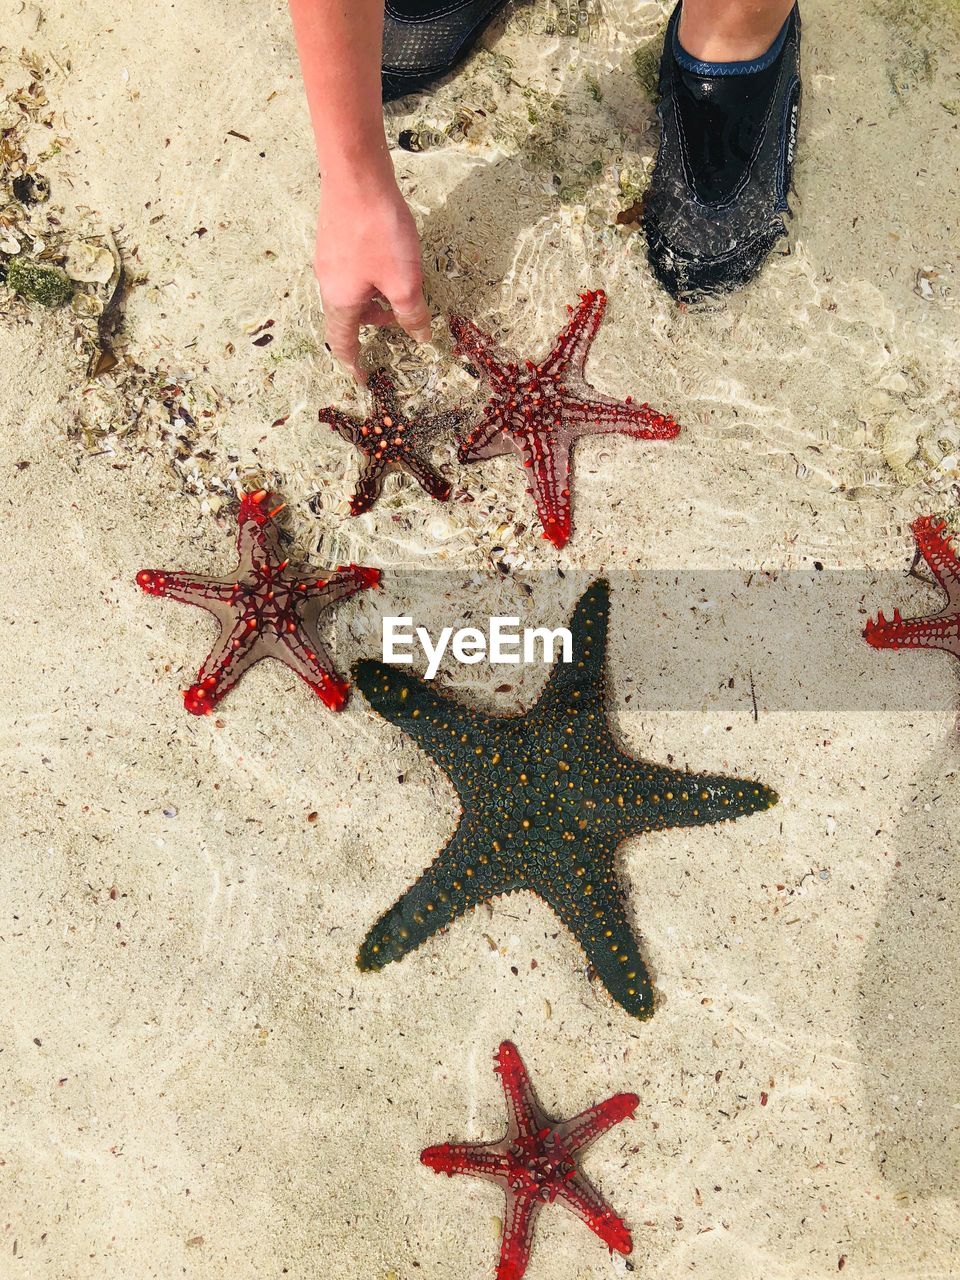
[288,0,432,381]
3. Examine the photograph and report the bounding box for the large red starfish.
[137,491,381,715]
[450,289,681,549]
[864,515,960,660]
[421,1041,638,1280]
[319,369,456,515]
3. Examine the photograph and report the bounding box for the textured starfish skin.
[319,368,456,515]
[864,516,960,659]
[353,580,777,1018]
[449,290,681,549]
[137,491,381,715]
[421,1041,638,1280]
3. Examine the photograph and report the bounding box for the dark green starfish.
[353,580,777,1018]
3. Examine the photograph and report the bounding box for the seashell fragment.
[65,240,116,284]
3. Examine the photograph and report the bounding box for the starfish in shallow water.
[319,369,456,515]
[353,579,776,1018]
[137,490,380,714]
[449,289,681,549]
[864,515,960,661]
[422,1040,638,1280]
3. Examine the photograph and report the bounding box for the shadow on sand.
[857,719,960,1197]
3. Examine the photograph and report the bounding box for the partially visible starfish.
[422,1040,638,1280]
[449,289,681,549]
[319,369,456,515]
[864,515,960,660]
[137,490,380,715]
[353,579,777,1018]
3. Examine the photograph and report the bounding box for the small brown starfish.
[319,369,456,515]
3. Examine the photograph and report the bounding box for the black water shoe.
[644,4,802,301]
[382,0,512,102]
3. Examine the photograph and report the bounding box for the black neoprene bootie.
[643,4,802,301]
[382,0,512,102]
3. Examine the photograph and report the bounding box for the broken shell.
[71,290,104,318]
[0,234,21,255]
[65,240,116,284]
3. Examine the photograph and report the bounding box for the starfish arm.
[235,491,285,571]
[517,433,572,550]
[448,313,515,388]
[494,1041,545,1139]
[347,452,389,516]
[401,450,453,502]
[458,413,514,463]
[496,1190,542,1280]
[539,290,607,380]
[318,405,366,445]
[554,1169,633,1257]
[136,569,238,610]
[186,617,265,715]
[914,515,960,603]
[537,579,610,715]
[541,849,656,1020]
[298,565,382,612]
[563,392,681,440]
[274,628,349,711]
[367,368,403,418]
[620,764,779,831]
[357,827,521,971]
[863,607,960,657]
[554,1092,639,1155]
[353,660,505,764]
[421,1139,512,1184]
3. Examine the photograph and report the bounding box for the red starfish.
[319,369,456,515]
[864,515,960,660]
[450,289,681,549]
[137,490,381,715]
[421,1041,638,1280]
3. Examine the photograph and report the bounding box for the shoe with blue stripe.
[643,3,802,301]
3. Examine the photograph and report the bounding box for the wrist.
[319,137,395,191]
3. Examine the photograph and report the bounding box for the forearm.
[288,0,392,185]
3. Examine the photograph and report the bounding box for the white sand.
[1,0,959,1276]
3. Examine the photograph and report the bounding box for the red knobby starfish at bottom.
[137,491,381,715]
[450,289,681,549]
[421,1041,638,1280]
[864,515,960,660]
[319,369,457,515]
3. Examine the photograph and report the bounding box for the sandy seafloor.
[2,0,960,1277]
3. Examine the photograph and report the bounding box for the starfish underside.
[421,1040,638,1280]
[449,289,681,548]
[319,368,456,515]
[353,579,777,1018]
[137,490,380,714]
[864,515,960,658]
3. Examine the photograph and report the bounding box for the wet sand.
[1,1,959,1276]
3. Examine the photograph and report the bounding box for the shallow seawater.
[1,0,959,1277]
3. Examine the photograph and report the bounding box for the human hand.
[315,175,433,382]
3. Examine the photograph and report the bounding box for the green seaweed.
[6,257,74,308]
